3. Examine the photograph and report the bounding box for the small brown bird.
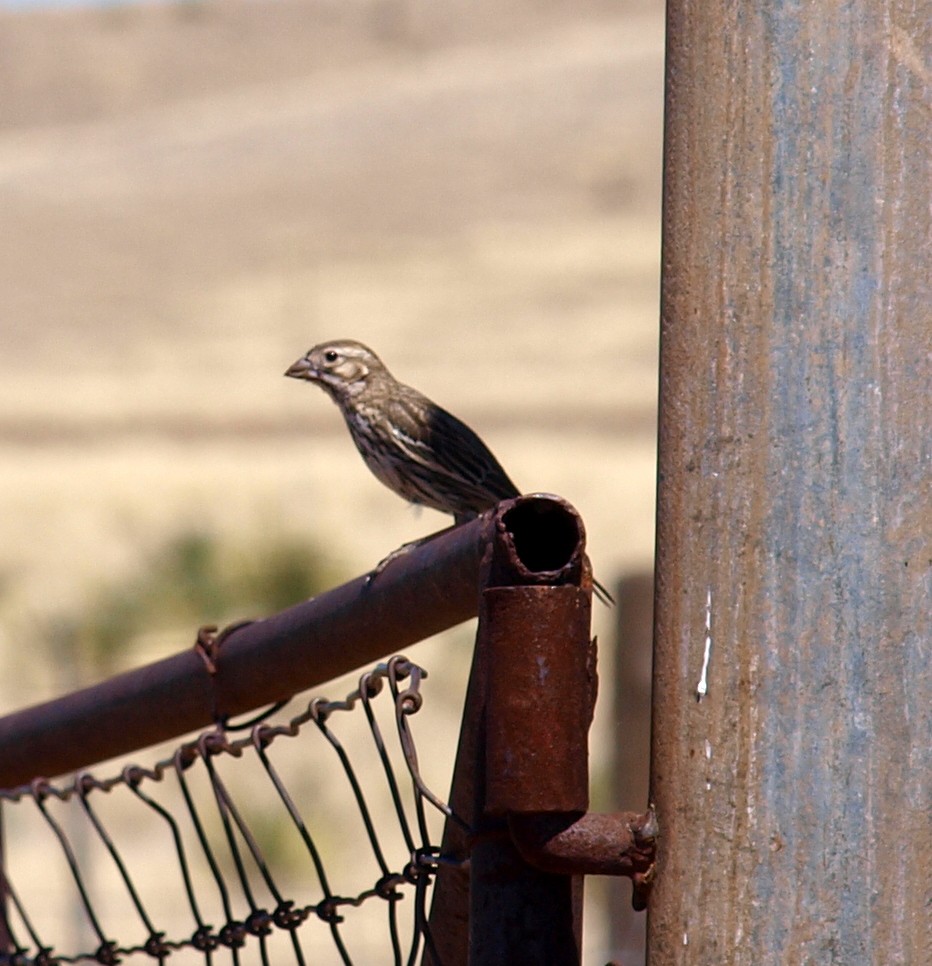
[286,340,611,602]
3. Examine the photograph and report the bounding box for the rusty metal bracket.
[480,577,657,909]
[508,809,657,910]
[482,499,657,905]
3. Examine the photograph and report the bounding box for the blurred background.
[0,0,663,961]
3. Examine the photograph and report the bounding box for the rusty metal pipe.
[0,512,483,788]
[0,495,592,790]
[484,585,593,816]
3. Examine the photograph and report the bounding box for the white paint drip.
[697,588,712,700]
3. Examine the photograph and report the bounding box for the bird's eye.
[324,350,339,364]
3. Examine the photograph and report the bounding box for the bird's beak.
[285,356,315,380]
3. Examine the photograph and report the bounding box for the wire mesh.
[0,656,463,966]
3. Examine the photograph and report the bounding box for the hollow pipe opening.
[501,496,584,575]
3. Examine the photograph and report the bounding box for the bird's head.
[285,340,386,402]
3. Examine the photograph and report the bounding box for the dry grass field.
[0,0,664,961]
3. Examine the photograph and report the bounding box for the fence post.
[607,572,654,963]
[469,584,593,964]
[425,495,600,966]
[651,0,930,960]
[425,496,656,965]
[469,498,595,966]
[0,806,11,956]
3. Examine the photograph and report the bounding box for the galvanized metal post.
[651,0,930,963]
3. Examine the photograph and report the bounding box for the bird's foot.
[365,538,424,587]
[366,524,462,588]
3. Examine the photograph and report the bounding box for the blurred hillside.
[0,0,665,673]
[0,0,663,640]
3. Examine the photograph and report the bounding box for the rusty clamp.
[480,495,656,909]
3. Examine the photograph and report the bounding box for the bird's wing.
[385,393,520,504]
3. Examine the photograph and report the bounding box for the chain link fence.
[0,498,653,966]
[1,657,459,965]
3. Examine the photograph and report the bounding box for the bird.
[285,339,612,603]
